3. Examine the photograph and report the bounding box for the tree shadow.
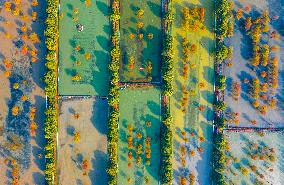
[240,157,250,166]
[76,153,84,164]
[64,68,77,77]
[66,125,75,136]
[129,3,139,13]
[146,1,161,17]
[201,90,213,105]
[91,50,109,95]
[76,179,83,185]
[32,145,45,171]
[269,0,284,36]
[173,79,183,102]
[30,0,47,89]
[69,38,77,48]
[96,0,110,17]
[173,2,183,29]
[0,15,6,22]
[14,20,22,27]
[146,100,160,116]
[196,143,212,184]
[91,99,108,135]
[175,33,184,60]
[66,13,73,18]
[67,3,74,11]
[226,76,233,96]
[144,25,162,81]
[68,107,76,114]
[119,119,128,143]
[4,73,32,169]
[201,105,213,122]
[237,70,252,101]
[103,25,111,35]
[130,16,137,23]
[242,112,251,122]
[203,66,214,85]
[96,35,110,51]
[0,26,5,33]
[173,168,181,184]
[200,36,215,54]
[33,95,46,147]
[32,172,45,185]
[89,150,108,185]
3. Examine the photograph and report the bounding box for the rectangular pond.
[118,87,161,184]
[119,0,162,82]
[58,0,111,96]
[170,0,215,184]
[224,0,284,128]
[224,130,284,184]
[57,97,108,185]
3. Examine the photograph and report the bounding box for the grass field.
[224,0,284,128]
[118,87,161,184]
[58,0,110,96]
[224,131,284,184]
[120,0,162,82]
[170,0,215,184]
[57,97,108,185]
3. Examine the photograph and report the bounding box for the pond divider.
[44,0,59,184]
[213,0,234,184]
[106,0,120,184]
[160,0,174,184]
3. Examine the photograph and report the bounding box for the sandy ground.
[225,0,284,128]
[171,0,215,184]
[0,0,46,184]
[57,97,108,185]
[224,131,284,185]
[0,66,11,130]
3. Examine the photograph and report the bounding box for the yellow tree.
[82,159,90,171]
[30,122,38,136]
[13,7,20,16]
[32,11,37,21]
[4,2,12,12]
[71,74,82,81]
[4,71,11,77]
[30,49,37,57]
[21,44,28,55]
[14,0,21,5]
[73,131,81,142]
[236,9,243,20]
[3,58,13,69]
[21,95,28,101]
[21,25,28,33]
[31,0,38,6]
[85,0,91,7]
[73,8,79,14]
[12,106,19,116]
[75,44,81,52]
[85,52,91,60]
[137,9,144,18]
[30,32,40,43]
[73,113,80,119]
[5,33,12,39]
[21,14,29,22]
